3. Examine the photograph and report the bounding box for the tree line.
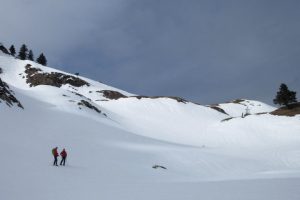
[3,43,47,66]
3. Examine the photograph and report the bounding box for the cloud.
[1,0,299,104]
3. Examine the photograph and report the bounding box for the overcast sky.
[1,0,299,104]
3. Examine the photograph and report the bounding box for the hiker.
[52,147,59,166]
[60,148,67,166]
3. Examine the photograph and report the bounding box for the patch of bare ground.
[271,103,300,116]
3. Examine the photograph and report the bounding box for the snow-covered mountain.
[1,51,300,200]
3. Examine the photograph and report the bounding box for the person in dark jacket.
[52,147,59,166]
[60,148,67,166]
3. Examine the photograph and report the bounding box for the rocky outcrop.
[24,64,90,88]
[97,89,187,103]
[133,95,187,103]
[0,78,23,108]
[98,90,127,100]
[209,105,228,115]
[0,44,10,55]
[77,100,101,113]
[152,165,167,170]
[230,99,245,104]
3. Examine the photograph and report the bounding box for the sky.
[0,0,299,104]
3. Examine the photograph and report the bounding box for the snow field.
[1,53,300,200]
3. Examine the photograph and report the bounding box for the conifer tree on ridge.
[18,44,28,60]
[9,45,16,56]
[273,83,297,108]
[28,50,34,61]
[36,53,47,66]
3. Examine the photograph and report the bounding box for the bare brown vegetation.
[271,103,300,116]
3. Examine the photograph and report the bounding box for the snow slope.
[1,52,300,200]
[214,99,276,117]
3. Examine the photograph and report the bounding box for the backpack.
[52,148,57,156]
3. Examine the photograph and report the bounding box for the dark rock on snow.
[24,64,90,88]
[0,44,10,55]
[133,95,187,103]
[97,89,188,104]
[209,105,228,115]
[0,78,23,108]
[77,100,101,113]
[98,90,127,100]
[152,165,167,170]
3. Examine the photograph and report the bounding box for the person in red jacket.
[60,148,67,166]
[52,147,59,166]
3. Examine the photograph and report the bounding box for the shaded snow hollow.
[1,53,300,200]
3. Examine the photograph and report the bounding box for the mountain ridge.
[0,51,277,115]
[1,49,300,200]
[1,51,298,147]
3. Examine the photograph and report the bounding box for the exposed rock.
[71,91,84,98]
[0,44,9,55]
[68,86,78,91]
[255,112,268,115]
[0,67,2,74]
[97,90,188,103]
[0,78,23,109]
[77,100,101,113]
[209,105,228,115]
[152,165,167,170]
[221,117,233,122]
[271,103,300,116]
[133,95,187,103]
[231,99,245,104]
[97,90,127,100]
[24,64,90,88]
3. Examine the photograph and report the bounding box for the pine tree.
[18,44,28,60]
[9,45,16,56]
[28,50,34,61]
[36,53,47,66]
[273,83,297,108]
